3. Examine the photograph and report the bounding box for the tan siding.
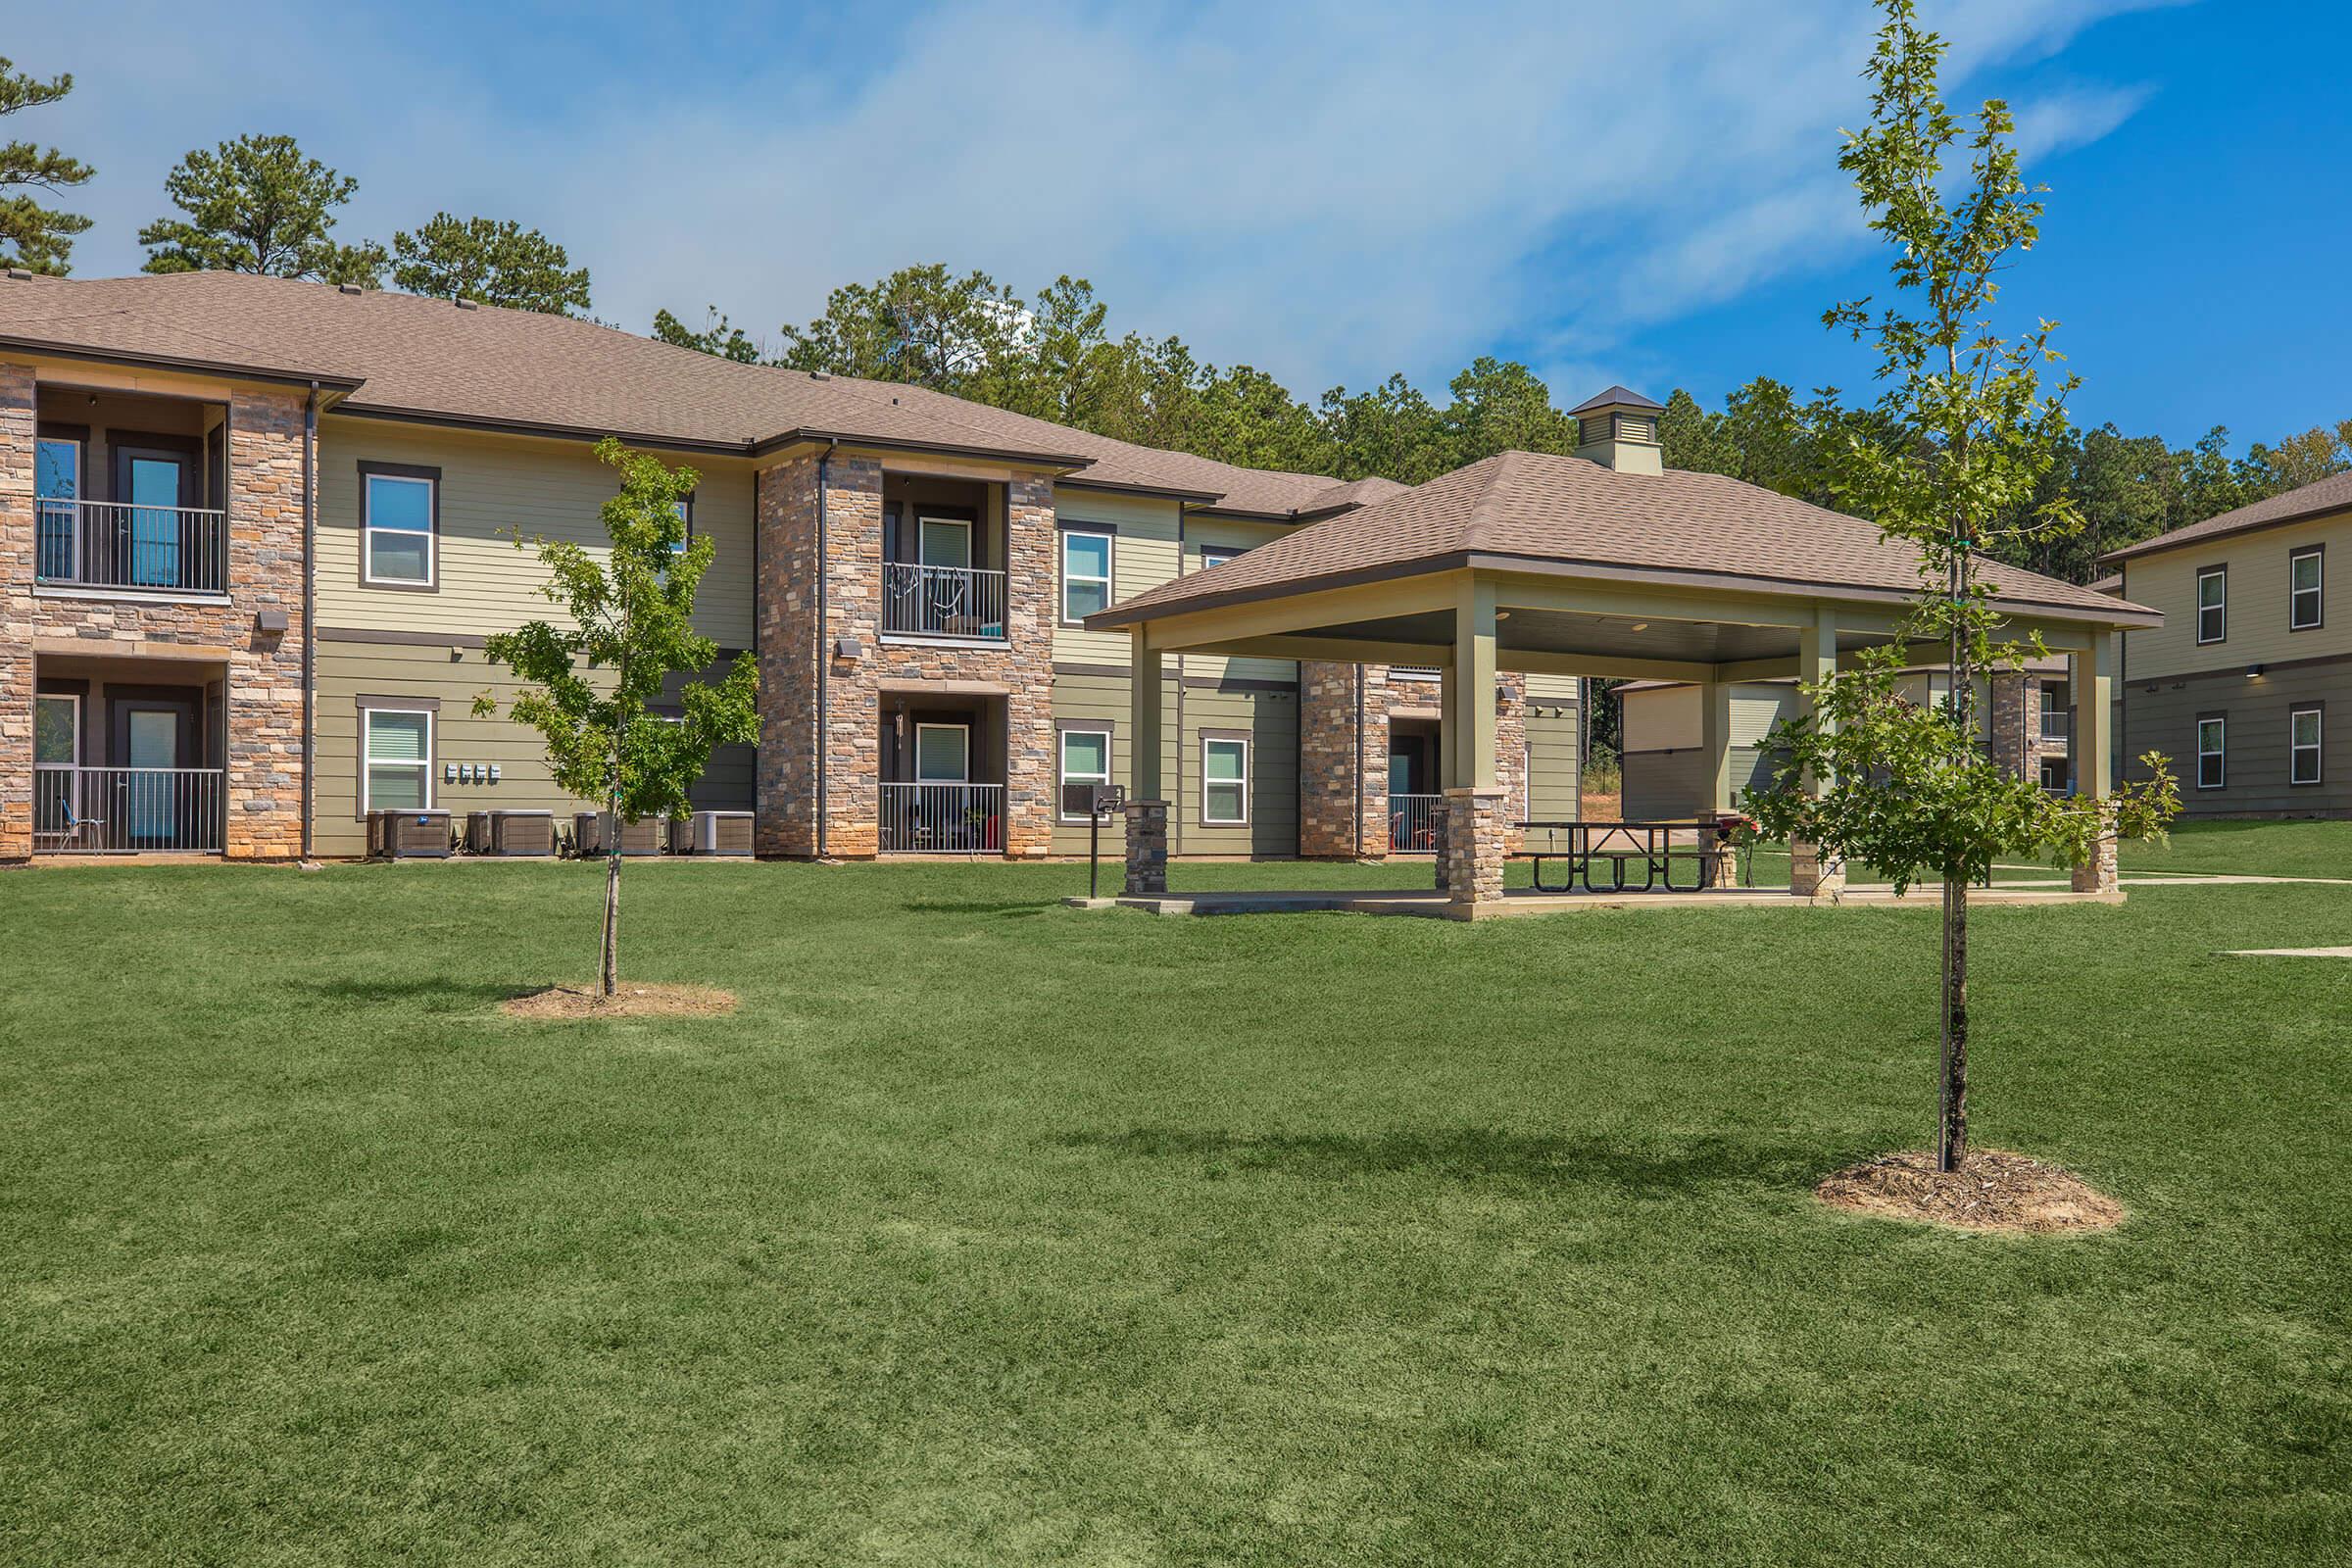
[1053,491,1180,666]
[2121,508,2352,678]
[1184,518,1297,685]
[1526,710,1581,819]
[315,418,757,647]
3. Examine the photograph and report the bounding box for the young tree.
[139,133,387,284]
[392,213,590,314]
[1746,0,2177,1172]
[474,440,759,998]
[0,56,94,274]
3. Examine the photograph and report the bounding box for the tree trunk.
[601,783,621,999]
[1939,867,1969,1171]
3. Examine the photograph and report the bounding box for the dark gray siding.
[2124,657,2351,816]
[1622,745,1785,820]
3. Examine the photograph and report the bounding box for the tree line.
[5,52,2342,588]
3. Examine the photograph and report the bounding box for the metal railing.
[32,766,225,854]
[882,563,1007,639]
[35,499,230,594]
[1389,793,1443,853]
[2039,710,2070,741]
[879,782,1005,853]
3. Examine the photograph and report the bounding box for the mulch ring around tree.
[1815,1148,2124,1234]
[500,984,738,1021]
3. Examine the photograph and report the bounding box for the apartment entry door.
[109,690,199,845]
[113,443,196,588]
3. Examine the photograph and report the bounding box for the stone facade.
[3,371,309,860]
[754,454,1055,858]
[1441,786,1507,911]
[1988,672,2067,788]
[1298,662,1528,858]
[1789,840,1846,899]
[2072,822,2120,895]
[1123,799,1168,894]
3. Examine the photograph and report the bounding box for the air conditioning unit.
[368,808,453,859]
[574,811,665,857]
[485,808,554,857]
[673,809,753,857]
[463,810,495,855]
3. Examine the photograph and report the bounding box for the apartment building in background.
[2104,469,2352,816]
[0,270,1579,862]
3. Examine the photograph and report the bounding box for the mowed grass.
[3,840,2349,1566]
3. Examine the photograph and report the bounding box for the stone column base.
[1703,826,1741,891]
[1790,840,1845,898]
[1430,801,1450,892]
[2072,829,2119,895]
[1442,787,1507,909]
[1123,801,1169,896]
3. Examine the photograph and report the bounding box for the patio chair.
[58,799,106,853]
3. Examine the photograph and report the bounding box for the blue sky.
[15,1,2349,448]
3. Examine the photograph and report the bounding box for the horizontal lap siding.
[316,639,751,858]
[1049,669,1300,857]
[315,420,757,648]
[2122,510,2352,677]
[1526,710,1581,820]
[2124,659,2352,816]
[1053,492,1179,668]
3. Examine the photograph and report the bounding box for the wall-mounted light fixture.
[2246,663,2266,679]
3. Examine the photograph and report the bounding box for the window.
[1198,545,1240,570]
[1201,735,1249,824]
[34,437,77,579]
[2195,566,2226,645]
[919,515,972,571]
[2290,547,2323,631]
[669,497,694,559]
[364,709,433,811]
[32,692,78,834]
[2195,716,2226,791]
[363,467,437,586]
[1058,725,1112,820]
[2291,708,2323,786]
[1060,528,1112,621]
[913,722,969,783]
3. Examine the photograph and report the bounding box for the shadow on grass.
[900,899,1060,917]
[1060,1127,1851,1193]
[304,976,533,1007]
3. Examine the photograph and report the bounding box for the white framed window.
[34,436,78,580]
[2291,708,2323,786]
[918,514,973,571]
[2289,547,2323,632]
[363,467,437,586]
[1198,545,1240,570]
[1201,734,1249,825]
[2195,566,2226,645]
[1058,724,1112,821]
[32,691,79,836]
[913,722,969,783]
[2195,716,2226,791]
[669,497,694,559]
[1060,527,1113,622]
[364,708,434,811]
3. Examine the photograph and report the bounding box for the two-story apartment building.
[2104,469,2352,816]
[0,270,1578,862]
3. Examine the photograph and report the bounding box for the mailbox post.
[1088,783,1127,899]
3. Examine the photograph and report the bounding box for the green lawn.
[5,840,2349,1565]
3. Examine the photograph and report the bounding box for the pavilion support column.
[1441,577,1504,911]
[1124,631,1169,896]
[2070,631,2119,896]
[1699,678,1740,889]
[1788,609,1845,899]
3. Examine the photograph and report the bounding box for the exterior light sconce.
[2246,663,2266,679]
[835,635,862,661]
[253,609,288,634]
[1629,621,1648,632]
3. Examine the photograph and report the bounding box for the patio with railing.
[882,563,1007,640]
[36,499,230,595]
[1389,793,1443,853]
[32,767,226,854]
[879,782,1005,853]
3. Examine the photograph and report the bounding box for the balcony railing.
[32,767,225,854]
[1389,793,1443,853]
[36,499,229,594]
[879,782,1005,854]
[882,563,1007,640]
[2039,710,2070,742]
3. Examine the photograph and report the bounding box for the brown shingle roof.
[0,271,1367,513]
[2099,468,2352,564]
[1092,448,2153,626]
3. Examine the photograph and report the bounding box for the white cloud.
[11,0,2168,404]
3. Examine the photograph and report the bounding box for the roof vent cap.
[809,369,832,381]
[337,282,365,296]
[454,297,478,311]
[4,268,30,281]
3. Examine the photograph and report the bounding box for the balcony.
[1389,793,1443,853]
[2040,710,2070,743]
[36,499,229,596]
[882,562,1007,640]
[33,766,225,854]
[880,782,1005,853]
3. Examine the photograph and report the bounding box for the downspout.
[814,440,834,858]
[1352,664,1364,859]
[1173,511,1186,859]
[300,380,318,860]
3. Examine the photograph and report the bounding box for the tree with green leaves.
[778,263,1024,391]
[139,133,387,284]
[1745,0,2177,1173]
[392,213,589,314]
[0,56,93,274]
[653,305,765,364]
[473,440,760,999]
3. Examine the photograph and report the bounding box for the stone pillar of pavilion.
[2070,630,2119,895]
[1788,609,1845,898]
[1124,631,1169,896]
[1440,577,1506,912]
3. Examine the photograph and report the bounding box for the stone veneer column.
[0,364,32,860]
[754,455,818,858]
[1495,673,1528,855]
[1702,821,1741,890]
[2073,819,2120,895]
[1429,800,1449,892]
[220,388,307,859]
[1789,841,1845,898]
[1123,800,1168,894]
[1441,786,1506,911]
[999,475,1057,858]
[1297,661,1365,858]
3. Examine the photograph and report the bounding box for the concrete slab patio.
[1066,880,2136,919]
